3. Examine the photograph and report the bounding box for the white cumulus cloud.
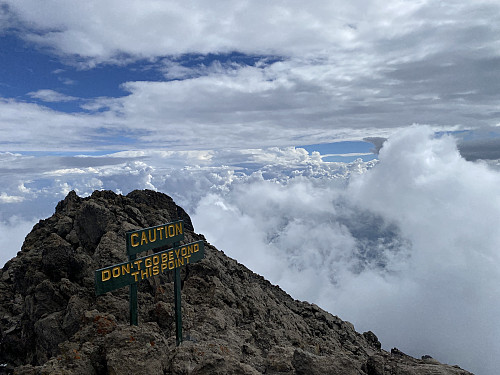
[193,127,500,375]
[27,89,78,102]
[0,216,37,268]
[1,1,499,151]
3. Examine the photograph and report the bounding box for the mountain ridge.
[0,189,473,374]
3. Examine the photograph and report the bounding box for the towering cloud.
[193,127,500,375]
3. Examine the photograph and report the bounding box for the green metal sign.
[126,220,184,256]
[95,220,205,346]
[95,240,204,295]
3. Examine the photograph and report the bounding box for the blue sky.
[2,2,500,374]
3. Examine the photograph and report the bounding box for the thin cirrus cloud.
[27,89,78,102]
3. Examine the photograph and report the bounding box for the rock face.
[0,190,473,375]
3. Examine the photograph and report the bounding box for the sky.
[1,1,500,374]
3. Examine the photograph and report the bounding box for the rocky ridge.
[0,190,473,374]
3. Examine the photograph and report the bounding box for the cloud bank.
[0,216,37,268]
[193,127,500,375]
[2,1,500,151]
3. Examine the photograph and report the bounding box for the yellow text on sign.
[101,242,201,283]
[129,222,183,248]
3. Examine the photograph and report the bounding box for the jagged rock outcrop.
[0,190,473,374]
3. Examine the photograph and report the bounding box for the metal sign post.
[173,242,182,346]
[129,253,138,326]
[174,269,182,345]
[126,221,185,328]
[95,220,204,346]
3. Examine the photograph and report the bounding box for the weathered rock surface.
[0,190,473,374]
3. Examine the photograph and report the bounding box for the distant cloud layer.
[0,146,374,222]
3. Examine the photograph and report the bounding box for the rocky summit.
[0,190,473,375]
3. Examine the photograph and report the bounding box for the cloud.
[4,45,500,152]
[0,192,24,203]
[0,145,379,294]
[363,137,387,154]
[0,145,373,234]
[28,89,78,102]
[5,1,498,64]
[193,127,500,375]
[0,216,37,267]
[0,57,472,151]
[347,127,500,374]
[4,0,359,61]
[458,137,500,161]
[2,2,500,150]
[0,99,102,150]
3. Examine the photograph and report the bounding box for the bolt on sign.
[94,220,204,346]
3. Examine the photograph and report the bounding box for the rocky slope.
[0,190,473,374]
